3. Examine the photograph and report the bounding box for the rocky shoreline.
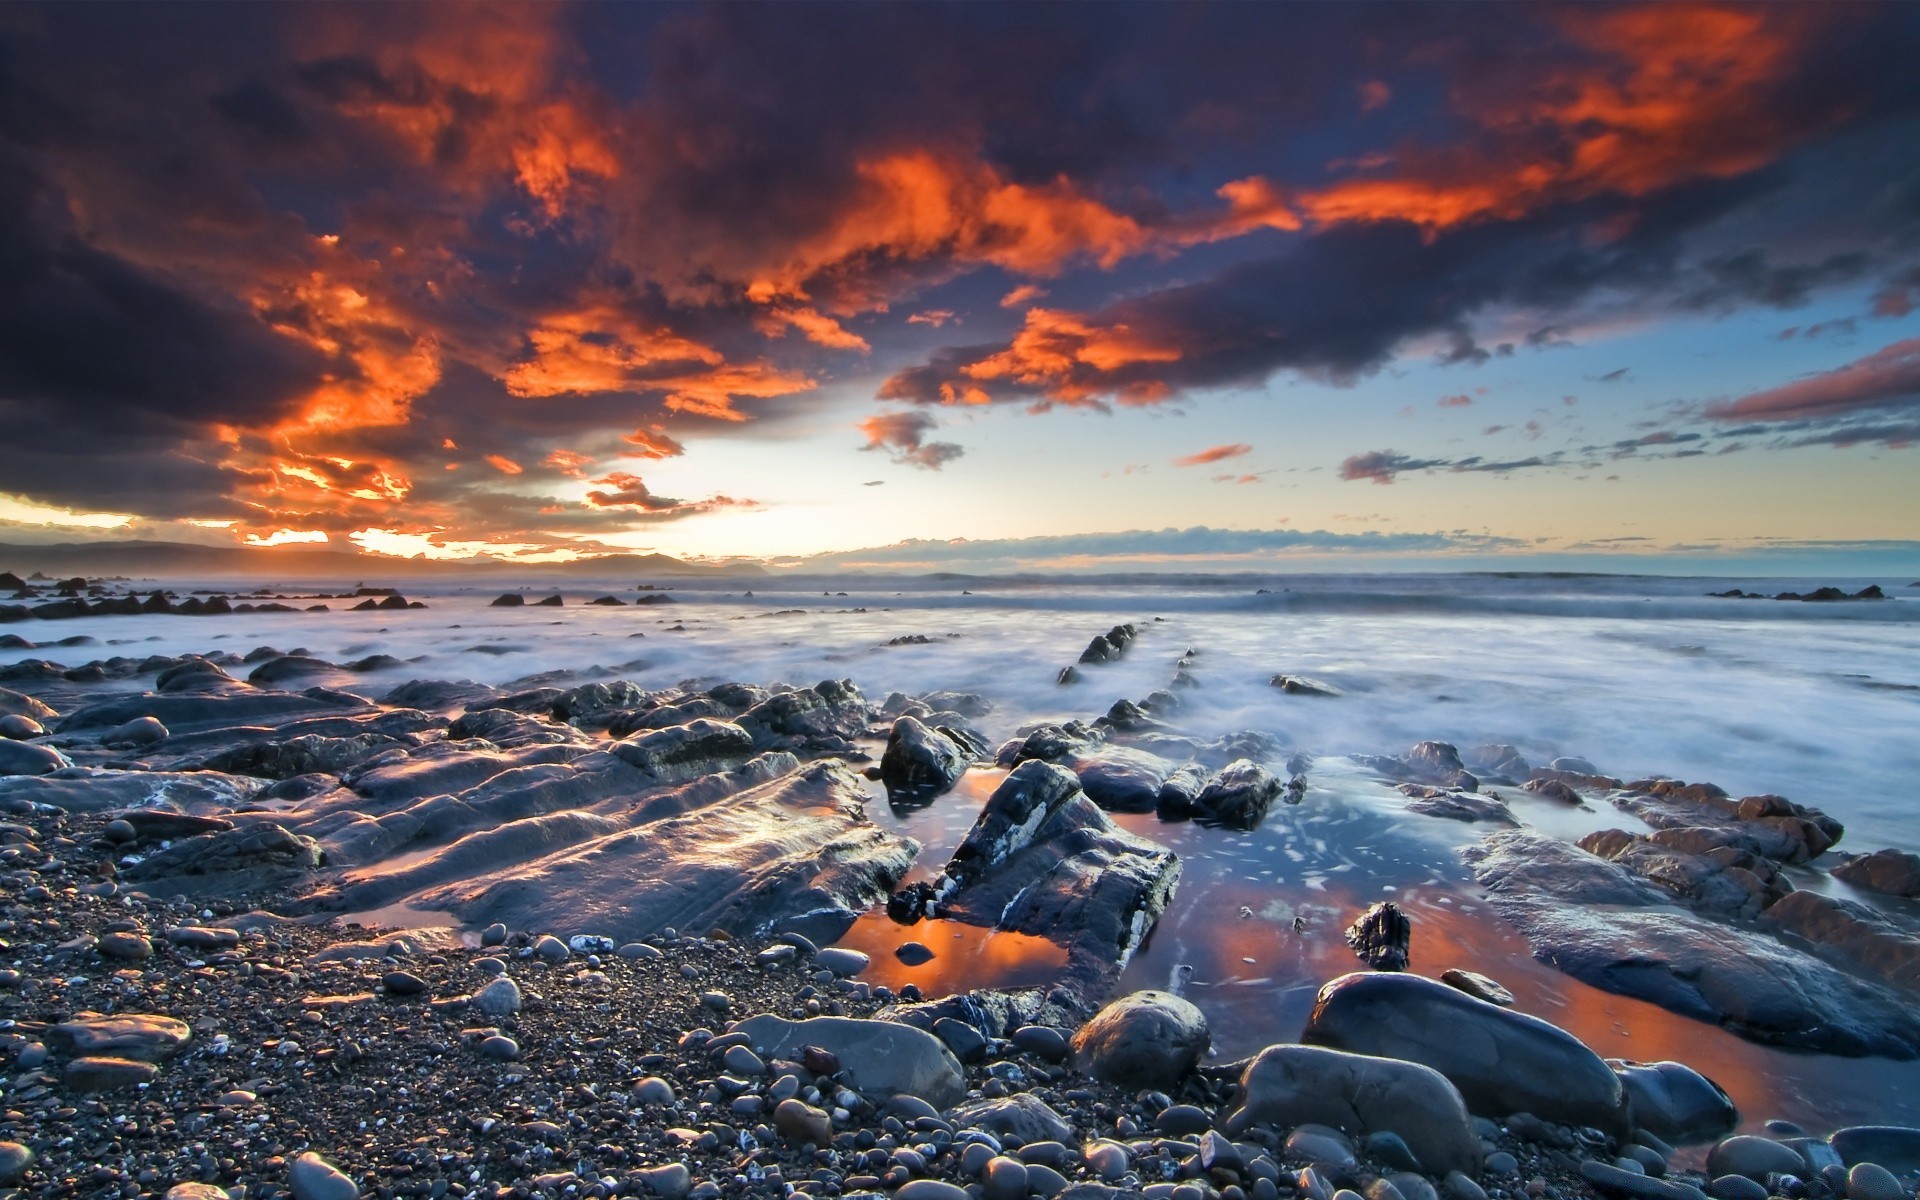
[1,618,1918,1200]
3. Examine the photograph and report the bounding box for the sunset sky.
[1,2,1917,571]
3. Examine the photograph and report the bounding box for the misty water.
[10,570,1920,1135]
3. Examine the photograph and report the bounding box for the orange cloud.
[623,427,687,460]
[485,454,524,475]
[957,307,1183,406]
[1000,284,1049,308]
[1174,443,1252,467]
[544,449,593,477]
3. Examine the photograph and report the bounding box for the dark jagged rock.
[1757,889,1920,991]
[737,679,871,747]
[123,822,324,891]
[490,593,526,607]
[198,732,406,781]
[612,719,758,784]
[880,716,971,799]
[1399,784,1516,824]
[1191,758,1283,828]
[534,594,564,607]
[1067,746,1177,813]
[1271,675,1343,697]
[1346,900,1412,970]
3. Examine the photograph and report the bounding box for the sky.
[0,1,1917,572]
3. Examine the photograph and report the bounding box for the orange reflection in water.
[835,909,1071,999]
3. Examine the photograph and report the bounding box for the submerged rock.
[1222,1043,1481,1178]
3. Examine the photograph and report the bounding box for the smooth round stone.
[1622,1145,1667,1177]
[634,1076,676,1105]
[16,1042,46,1069]
[774,1098,834,1144]
[1444,1172,1487,1200]
[97,931,153,961]
[1485,1153,1519,1176]
[895,1182,969,1200]
[1364,1180,1405,1200]
[962,1143,997,1176]
[1020,1141,1074,1168]
[1707,1178,1769,1200]
[1026,1164,1069,1198]
[289,1152,358,1200]
[469,976,521,1017]
[0,1141,32,1184]
[1087,1142,1130,1180]
[619,942,664,960]
[1847,1163,1904,1200]
[480,923,508,946]
[639,1163,691,1200]
[1288,1129,1357,1168]
[816,947,870,976]
[1253,1181,1280,1200]
[984,1156,1029,1200]
[475,956,506,974]
[66,1056,157,1092]
[478,1035,520,1060]
[1390,1175,1438,1200]
[165,1185,232,1200]
[1366,1131,1423,1172]
[1709,1136,1807,1182]
[896,941,935,965]
[1156,1104,1213,1136]
[723,1044,767,1075]
[700,990,732,1012]
[532,934,570,962]
[382,970,427,996]
[1012,1025,1070,1061]
[102,818,136,843]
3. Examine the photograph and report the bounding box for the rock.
[533,933,570,961]
[732,1013,966,1107]
[1614,1061,1737,1144]
[1833,849,1920,898]
[897,1183,970,1200]
[817,947,870,975]
[469,976,522,1017]
[1578,1160,1706,1200]
[985,1157,1030,1200]
[1347,901,1411,971]
[881,716,971,799]
[1444,1172,1487,1200]
[1846,1164,1904,1200]
[66,1055,159,1091]
[0,713,45,739]
[951,1092,1077,1145]
[774,1098,834,1144]
[1070,990,1209,1088]
[124,822,322,890]
[165,1187,232,1200]
[51,1013,192,1059]
[897,941,934,965]
[1286,1128,1357,1167]
[1706,1177,1768,1200]
[1012,1024,1070,1061]
[1069,747,1180,813]
[1438,969,1513,1006]
[934,1016,987,1062]
[0,738,68,775]
[96,931,154,960]
[478,1034,520,1060]
[1156,1104,1212,1136]
[491,593,526,606]
[1303,971,1627,1134]
[0,1141,32,1184]
[382,970,428,997]
[481,923,508,946]
[638,1163,690,1200]
[1830,1127,1920,1173]
[0,686,57,722]
[101,715,169,748]
[1367,1131,1424,1172]
[1221,1043,1481,1178]
[1707,1136,1806,1181]
[1194,758,1284,828]
[289,1151,360,1200]
[611,718,757,783]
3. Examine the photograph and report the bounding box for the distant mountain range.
[0,540,766,580]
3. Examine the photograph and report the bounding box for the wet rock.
[1846,1164,1904,1200]
[1068,747,1179,813]
[201,732,403,780]
[897,941,935,965]
[611,718,757,783]
[1347,901,1411,971]
[0,738,69,775]
[0,1142,33,1184]
[1707,1136,1805,1181]
[1222,1043,1481,1178]
[1830,1126,1920,1172]
[0,685,57,722]
[881,716,971,799]
[984,1156,1030,1200]
[1272,675,1343,697]
[289,1151,359,1200]
[951,1092,1078,1144]
[1615,1061,1737,1144]
[123,822,322,891]
[817,947,870,976]
[67,1055,159,1092]
[1070,990,1208,1088]
[732,1013,966,1106]
[0,712,45,738]
[1438,969,1513,1006]
[736,679,871,746]
[1757,890,1920,991]
[102,714,169,747]
[1012,1024,1070,1061]
[1304,971,1627,1134]
[1832,849,1920,898]
[1578,1161,1703,1200]
[1400,786,1516,825]
[1193,758,1284,828]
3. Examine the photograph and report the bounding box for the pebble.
[16,1041,47,1068]
[895,1181,969,1200]
[1707,1177,1769,1200]
[480,922,508,946]
[1087,1141,1130,1180]
[723,1044,766,1075]
[620,942,665,960]
[289,1151,359,1200]
[1580,1160,1707,1200]
[896,941,935,964]
[0,1141,32,1184]
[1444,1171,1487,1200]
[103,818,137,843]
[700,989,731,1011]
[1288,1128,1357,1167]
[533,934,570,961]
[66,1055,158,1091]
[1156,1104,1212,1136]
[164,1186,232,1200]
[774,1098,834,1144]
[1367,1130,1424,1172]
[1026,1163,1069,1197]
[1708,1136,1807,1182]
[1011,1024,1069,1061]
[97,930,154,960]
[1486,1153,1519,1176]
[816,947,870,976]
[1846,1163,1904,1200]
[1365,1179,1406,1200]
[634,1075,677,1104]
[639,1163,691,1200]
[469,975,522,1016]
[983,1156,1029,1200]
[382,969,428,996]
[479,1034,520,1060]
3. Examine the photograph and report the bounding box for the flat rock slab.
[0,770,260,815]
[412,761,917,944]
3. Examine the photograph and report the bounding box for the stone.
[1286,1128,1357,1167]
[1846,1164,1904,1200]
[1706,1177,1768,1200]
[1445,1173,1487,1200]
[1347,901,1411,971]
[1614,1060,1737,1144]
[481,922,508,946]
[1222,1043,1481,1179]
[101,715,170,748]
[1069,747,1180,813]
[469,976,522,1017]
[0,1141,31,1184]
[382,970,428,997]
[1157,1105,1212,1136]
[774,1098,834,1144]
[951,1092,1077,1145]
[1070,990,1209,1088]
[1194,758,1284,828]
[881,716,971,799]
[985,1157,1030,1200]
[66,1055,159,1091]
[51,1013,192,1059]
[478,1034,520,1060]
[634,1076,676,1105]
[897,941,935,965]
[1831,1127,1920,1173]
[1706,1136,1806,1181]
[933,1016,987,1062]
[638,1163,691,1200]
[290,1152,360,1200]
[533,933,570,961]
[0,714,45,739]
[1012,1024,1070,1061]
[97,931,153,960]
[896,1182,970,1200]
[611,718,757,782]
[1304,971,1627,1134]
[1366,1131,1424,1172]
[1578,1161,1706,1200]
[1833,849,1920,898]
[817,947,871,975]
[0,738,68,775]
[165,1186,232,1200]
[733,1013,966,1107]
[1439,969,1513,1007]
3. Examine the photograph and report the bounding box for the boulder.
[1068,747,1178,813]
[1304,972,1628,1134]
[1070,990,1208,1088]
[880,716,971,799]
[949,1093,1078,1145]
[1830,1126,1920,1173]
[611,718,757,783]
[1221,1043,1481,1178]
[1706,1136,1806,1182]
[490,593,526,607]
[122,823,323,890]
[0,686,56,722]
[733,1014,965,1107]
[737,679,871,746]
[1614,1060,1738,1144]
[1192,759,1283,828]
[1832,849,1920,898]
[1347,901,1412,971]
[0,713,44,739]
[101,715,169,748]
[0,738,68,775]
